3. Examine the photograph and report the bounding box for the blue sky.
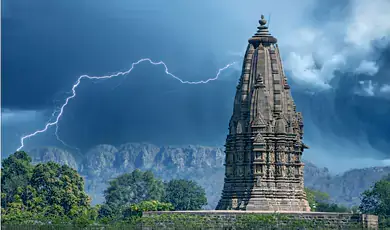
[2,0,390,173]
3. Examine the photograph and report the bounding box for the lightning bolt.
[55,120,80,152]
[16,58,237,151]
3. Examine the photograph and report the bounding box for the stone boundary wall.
[143,210,378,229]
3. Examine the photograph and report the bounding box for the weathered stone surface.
[216,15,310,211]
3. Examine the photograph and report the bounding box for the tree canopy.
[2,152,214,227]
[1,151,33,209]
[103,169,165,209]
[1,151,91,224]
[305,187,349,213]
[360,174,390,227]
[305,187,329,211]
[29,162,91,217]
[163,179,207,210]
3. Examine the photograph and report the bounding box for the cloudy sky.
[2,0,390,173]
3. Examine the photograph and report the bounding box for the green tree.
[72,207,98,228]
[1,194,35,223]
[103,170,165,210]
[305,187,349,212]
[304,188,329,211]
[2,152,93,224]
[360,174,390,227]
[1,151,33,209]
[29,162,91,218]
[163,179,207,210]
[305,188,316,210]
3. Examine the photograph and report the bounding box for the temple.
[216,15,310,211]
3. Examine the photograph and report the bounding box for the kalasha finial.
[259,14,267,26]
[248,13,277,46]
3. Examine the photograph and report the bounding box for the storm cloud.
[2,0,390,172]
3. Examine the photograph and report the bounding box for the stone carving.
[281,153,287,163]
[216,15,309,212]
[227,152,233,164]
[265,124,271,133]
[238,167,244,176]
[276,166,282,176]
[287,167,292,177]
[252,114,266,127]
[281,166,287,177]
[230,120,236,134]
[255,165,259,173]
[275,117,287,133]
[246,152,251,162]
[269,152,275,163]
[256,73,262,82]
[236,122,243,134]
[276,144,285,151]
[269,165,275,178]
[260,152,265,161]
[254,133,265,143]
[232,198,238,209]
[246,166,251,176]
[291,154,297,162]
[238,153,244,162]
[256,176,261,187]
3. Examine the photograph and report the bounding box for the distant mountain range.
[16,143,390,209]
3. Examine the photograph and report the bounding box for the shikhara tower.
[216,15,310,211]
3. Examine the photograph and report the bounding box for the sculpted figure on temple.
[256,177,262,187]
[236,122,243,134]
[238,167,244,176]
[238,153,243,162]
[229,120,236,134]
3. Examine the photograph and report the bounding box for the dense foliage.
[1,151,33,208]
[1,151,93,225]
[360,174,390,227]
[3,151,387,229]
[163,179,207,210]
[104,169,165,207]
[98,169,166,219]
[305,187,350,212]
[1,152,212,227]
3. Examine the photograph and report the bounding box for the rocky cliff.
[24,143,390,209]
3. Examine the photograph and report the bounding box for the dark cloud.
[2,0,390,172]
[2,0,229,109]
[309,52,390,155]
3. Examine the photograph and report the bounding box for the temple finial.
[249,14,276,46]
[259,14,267,26]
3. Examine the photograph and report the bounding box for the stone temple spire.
[216,15,310,211]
